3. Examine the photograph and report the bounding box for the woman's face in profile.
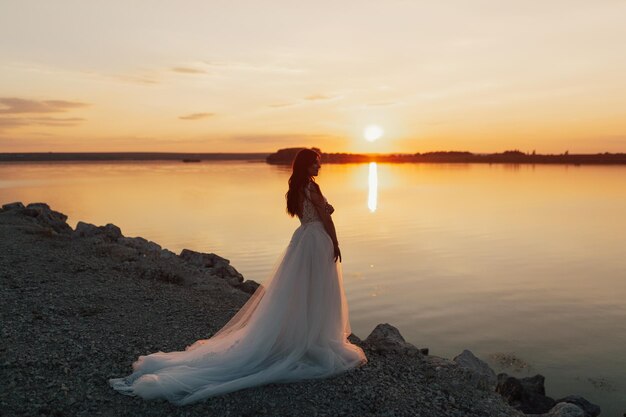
[307,157,321,177]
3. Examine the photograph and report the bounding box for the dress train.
[109,220,366,405]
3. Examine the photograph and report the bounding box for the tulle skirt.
[109,221,367,405]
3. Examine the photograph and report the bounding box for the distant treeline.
[0,152,270,162]
[2,149,625,165]
[266,148,626,165]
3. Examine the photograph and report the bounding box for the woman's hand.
[333,244,342,263]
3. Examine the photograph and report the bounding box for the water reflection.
[368,162,378,212]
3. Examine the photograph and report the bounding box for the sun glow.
[364,125,384,142]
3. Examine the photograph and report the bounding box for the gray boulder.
[74,221,99,237]
[496,373,556,414]
[211,264,244,286]
[363,323,423,357]
[21,202,72,234]
[453,349,497,391]
[179,249,244,286]
[101,224,122,240]
[555,395,601,417]
[528,402,585,417]
[2,201,25,211]
[160,248,178,259]
[179,249,231,268]
[73,221,123,242]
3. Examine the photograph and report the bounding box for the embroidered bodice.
[299,182,327,225]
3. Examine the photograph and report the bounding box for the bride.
[109,148,367,404]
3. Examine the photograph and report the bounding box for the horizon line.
[1,150,625,155]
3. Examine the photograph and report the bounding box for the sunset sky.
[1,0,625,154]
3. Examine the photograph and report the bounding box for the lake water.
[2,160,625,414]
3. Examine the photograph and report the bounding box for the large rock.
[212,264,244,286]
[554,395,601,417]
[179,249,231,267]
[179,249,244,286]
[160,248,177,259]
[496,373,556,414]
[2,201,25,211]
[453,349,497,391]
[20,202,73,235]
[363,323,423,357]
[73,221,123,242]
[527,402,585,417]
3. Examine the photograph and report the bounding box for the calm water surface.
[2,161,625,413]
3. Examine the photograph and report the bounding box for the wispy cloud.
[29,116,85,126]
[179,112,215,120]
[0,118,25,129]
[111,74,159,85]
[171,67,208,74]
[304,93,342,101]
[0,116,85,130]
[0,97,89,114]
[0,97,88,131]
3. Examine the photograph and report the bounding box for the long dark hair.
[285,148,320,217]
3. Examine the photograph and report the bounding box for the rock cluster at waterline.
[0,201,603,417]
[2,201,259,293]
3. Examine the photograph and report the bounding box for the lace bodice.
[299,182,327,225]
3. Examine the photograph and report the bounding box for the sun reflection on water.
[368,162,378,212]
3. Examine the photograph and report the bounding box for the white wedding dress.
[109,182,367,404]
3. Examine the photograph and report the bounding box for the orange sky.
[1,0,625,154]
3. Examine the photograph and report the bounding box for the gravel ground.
[0,206,524,417]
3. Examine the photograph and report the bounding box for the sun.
[364,125,384,142]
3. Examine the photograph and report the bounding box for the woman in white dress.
[109,148,367,404]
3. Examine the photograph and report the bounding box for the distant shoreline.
[1,150,626,165]
[268,148,626,165]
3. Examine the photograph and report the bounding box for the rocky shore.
[0,202,602,417]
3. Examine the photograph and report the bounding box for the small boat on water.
[182,159,201,163]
